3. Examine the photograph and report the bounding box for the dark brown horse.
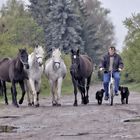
[70,49,93,106]
[0,49,29,107]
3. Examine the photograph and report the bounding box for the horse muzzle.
[54,62,60,69]
[24,64,29,69]
[39,62,43,67]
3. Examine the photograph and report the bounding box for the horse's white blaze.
[44,48,67,105]
[73,55,76,59]
[25,46,44,106]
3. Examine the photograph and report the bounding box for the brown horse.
[0,49,29,107]
[70,49,93,106]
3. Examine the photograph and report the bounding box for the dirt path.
[0,84,140,140]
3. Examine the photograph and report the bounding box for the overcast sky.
[0,0,140,51]
[99,0,140,51]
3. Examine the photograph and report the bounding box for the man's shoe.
[104,96,109,100]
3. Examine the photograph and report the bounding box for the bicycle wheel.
[110,83,114,106]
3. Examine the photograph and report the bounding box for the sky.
[0,0,140,51]
[99,0,140,51]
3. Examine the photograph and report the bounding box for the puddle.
[0,125,18,133]
[124,118,140,122]
[60,132,90,136]
[0,116,20,119]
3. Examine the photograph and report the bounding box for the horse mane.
[0,57,11,65]
[78,55,93,77]
[14,56,23,71]
[81,55,93,63]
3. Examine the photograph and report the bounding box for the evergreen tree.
[74,0,115,63]
[45,0,84,53]
[29,0,84,53]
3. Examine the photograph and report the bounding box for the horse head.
[52,48,62,70]
[34,45,45,66]
[18,48,29,69]
[70,49,80,76]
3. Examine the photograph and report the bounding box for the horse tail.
[0,80,3,96]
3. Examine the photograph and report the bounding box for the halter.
[54,62,60,65]
[20,58,28,66]
[35,56,43,66]
[36,56,43,60]
[53,61,61,70]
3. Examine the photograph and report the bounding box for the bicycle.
[108,71,114,106]
[99,69,116,106]
[100,68,122,105]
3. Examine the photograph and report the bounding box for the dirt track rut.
[0,84,140,140]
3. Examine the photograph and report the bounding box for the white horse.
[44,48,67,106]
[24,45,45,107]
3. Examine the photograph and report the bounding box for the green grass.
[121,82,140,92]
[0,52,73,104]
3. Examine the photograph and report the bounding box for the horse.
[0,49,29,107]
[0,80,7,104]
[44,48,67,106]
[70,49,93,106]
[19,45,45,107]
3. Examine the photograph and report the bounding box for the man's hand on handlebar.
[99,67,104,71]
[118,68,123,72]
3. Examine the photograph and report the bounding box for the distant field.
[122,82,140,92]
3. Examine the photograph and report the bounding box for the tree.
[73,0,115,63]
[29,0,84,53]
[0,0,44,46]
[121,13,140,82]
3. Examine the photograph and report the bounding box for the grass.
[121,82,140,92]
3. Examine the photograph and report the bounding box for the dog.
[119,86,130,104]
[95,89,105,105]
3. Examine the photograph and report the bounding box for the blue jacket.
[99,53,124,72]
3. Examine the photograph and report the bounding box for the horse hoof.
[81,100,84,104]
[28,103,32,106]
[52,103,57,106]
[73,103,78,106]
[35,104,40,107]
[15,104,19,108]
[86,99,89,104]
[19,99,23,104]
[57,103,61,106]
[5,102,8,105]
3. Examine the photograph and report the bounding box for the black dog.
[95,89,105,105]
[119,86,130,104]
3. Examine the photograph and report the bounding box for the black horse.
[70,49,93,106]
[0,80,8,104]
[0,49,29,107]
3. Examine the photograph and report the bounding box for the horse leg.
[77,80,84,104]
[56,77,63,106]
[19,80,26,105]
[29,79,38,107]
[11,81,19,107]
[0,80,3,96]
[35,80,41,107]
[3,81,8,105]
[50,80,57,106]
[71,77,78,106]
[24,80,32,106]
[86,75,92,104]
[80,79,87,104]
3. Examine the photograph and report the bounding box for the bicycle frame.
[109,71,114,105]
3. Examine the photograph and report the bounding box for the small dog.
[119,86,130,104]
[95,89,105,105]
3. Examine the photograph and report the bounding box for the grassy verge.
[121,82,140,92]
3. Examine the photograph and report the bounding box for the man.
[99,46,124,100]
